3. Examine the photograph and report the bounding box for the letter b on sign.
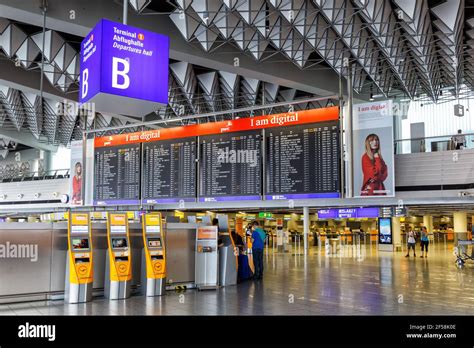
[112,57,130,90]
[81,68,89,99]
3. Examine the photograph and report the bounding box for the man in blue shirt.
[251,221,266,280]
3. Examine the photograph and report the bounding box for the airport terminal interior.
[0,0,474,317]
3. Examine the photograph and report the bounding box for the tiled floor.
[1,242,473,315]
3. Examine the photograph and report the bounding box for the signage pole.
[123,0,128,25]
[338,73,345,197]
[303,207,309,254]
[346,64,354,198]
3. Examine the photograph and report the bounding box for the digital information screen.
[142,138,196,203]
[199,130,262,202]
[265,122,340,200]
[94,144,141,205]
[378,217,393,244]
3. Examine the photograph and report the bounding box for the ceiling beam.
[0,0,341,97]
[0,129,58,152]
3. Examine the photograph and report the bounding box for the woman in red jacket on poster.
[72,162,83,204]
[361,134,388,196]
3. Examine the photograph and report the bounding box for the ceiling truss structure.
[0,0,472,150]
[166,0,470,101]
[0,16,334,150]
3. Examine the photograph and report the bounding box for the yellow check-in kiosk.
[105,213,132,300]
[65,212,93,304]
[141,212,166,296]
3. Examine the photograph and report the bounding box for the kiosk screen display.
[111,238,128,249]
[72,238,89,250]
[148,238,162,247]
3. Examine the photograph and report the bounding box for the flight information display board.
[94,144,141,205]
[265,121,340,200]
[142,137,196,203]
[199,130,262,202]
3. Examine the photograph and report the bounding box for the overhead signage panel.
[79,19,169,117]
[317,207,380,219]
[94,107,339,147]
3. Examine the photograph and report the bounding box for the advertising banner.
[70,140,84,205]
[353,101,395,197]
[79,19,169,117]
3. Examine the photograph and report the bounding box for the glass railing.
[0,169,70,183]
[394,133,474,154]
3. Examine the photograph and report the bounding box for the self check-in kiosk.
[216,214,237,287]
[141,212,166,296]
[195,226,219,290]
[65,212,93,303]
[105,213,132,300]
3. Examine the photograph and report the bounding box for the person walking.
[251,221,266,279]
[420,226,429,258]
[406,229,416,257]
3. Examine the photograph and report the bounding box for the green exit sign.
[258,212,273,218]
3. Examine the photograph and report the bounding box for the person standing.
[452,129,466,150]
[251,221,266,279]
[420,226,429,258]
[406,229,416,257]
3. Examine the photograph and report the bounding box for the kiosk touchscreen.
[105,213,132,299]
[65,212,93,304]
[141,212,166,296]
[195,226,219,290]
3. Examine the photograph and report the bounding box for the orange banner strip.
[95,106,339,148]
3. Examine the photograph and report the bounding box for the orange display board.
[95,107,339,148]
[197,226,218,240]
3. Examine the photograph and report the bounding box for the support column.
[39,150,52,174]
[423,215,433,232]
[303,207,309,254]
[471,216,474,240]
[345,64,354,198]
[392,217,401,251]
[453,212,468,244]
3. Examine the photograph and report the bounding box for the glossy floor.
[1,242,473,315]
